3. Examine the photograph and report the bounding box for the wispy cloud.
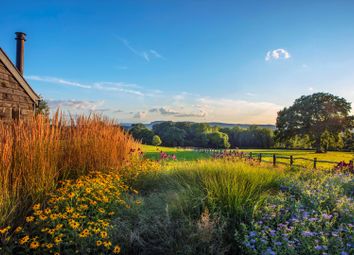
[265,49,291,61]
[133,111,147,119]
[149,107,207,118]
[26,75,91,89]
[119,38,164,62]
[48,100,105,111]
[26,76,145,96]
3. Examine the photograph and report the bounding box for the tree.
[207,131,230,149]
[151,135,162,146]
[36,97,50,116]
[275,93,353,153]
[129,124,154,144]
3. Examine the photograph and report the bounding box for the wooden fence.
[195,149,353,170]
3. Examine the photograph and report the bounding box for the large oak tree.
[275,93,353,152]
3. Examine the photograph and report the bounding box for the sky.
[0,0,353,124]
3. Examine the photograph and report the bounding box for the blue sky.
[1,0,353,124]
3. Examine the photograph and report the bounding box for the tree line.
[129,122,275,149]
[129,93,354,151]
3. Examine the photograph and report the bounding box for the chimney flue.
[15,32,26,75]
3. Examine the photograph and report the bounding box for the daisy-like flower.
[26,216,35,222]
[30,241,40,249]
[19,235,30,245]
[113,245,121,254]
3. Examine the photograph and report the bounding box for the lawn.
[142,145,353,168]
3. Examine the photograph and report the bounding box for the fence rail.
[194,149,353,170]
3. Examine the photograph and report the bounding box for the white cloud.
[133,111,147,119]
[48,100,104,111]
[265,49,291,61]
[26,76,91,89]
[148,107,207,118]
[119,38,163,62]
[26,76,145,96]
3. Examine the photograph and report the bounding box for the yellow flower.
[26,216,35,222]
[54,236,62,244]
[50,213,58,220]
[103,241,112,248]
[39,214,48,221]
[85,188,92,194]
[108,211,115,216]
[54,253,60,255]
[68,192,75,198]
[48,229,56,235]
[66,207,74,214]
[135,200,142,205]
[15,226,23,233]
[98,208,106,214]
[33,210,43,216]
[44,208,52,215]
[30,241,40,249]
[0,226,10,234]
[100,231,108,239]
[19,235,30,245]
[55,224,63,230]
[69,221,80,229]
[46,243,54,249]
[32,203,41,210]
[96,240,102,246]
[113,245,121,254]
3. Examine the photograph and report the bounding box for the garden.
[0,114,353,255]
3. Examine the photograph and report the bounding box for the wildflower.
[54,236,62,244]
[113,245,121,254]
[100,231,108,239]
[69,221,80,229]
[44,208,52,215]
[19,235,30,245]
[39,214,48,221]
[96,240,102,246]
[26,216,35,222]
[15,226,23,233]
[103,241,112,248]
[135,200,142,205]
[46,243,54,249]
[68,192,75,198]
[0,226,10,234]
[66,207,74,214]
[30,241,40,249]
[32,203,41,210]
[79,229,90,238]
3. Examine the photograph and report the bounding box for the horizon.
[1,0,353,124]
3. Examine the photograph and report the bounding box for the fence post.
[259,153,262,162]
[313,158,317,169]
[249,152,253,159]
[290,155,293,166]
[273,154,276,166]
[350,160,353,171]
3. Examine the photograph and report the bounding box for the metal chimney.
[15,32,26,75]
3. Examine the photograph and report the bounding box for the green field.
[141,145,353,168]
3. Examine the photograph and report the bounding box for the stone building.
[0,32,39,121]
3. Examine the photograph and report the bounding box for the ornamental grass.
[0,112,139,226]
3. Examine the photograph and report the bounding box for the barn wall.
[0,59,35,121]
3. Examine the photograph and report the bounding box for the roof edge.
[0,48,40,105]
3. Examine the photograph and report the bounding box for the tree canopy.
[275,93,353,152]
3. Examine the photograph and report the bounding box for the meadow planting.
[0,118,353,254]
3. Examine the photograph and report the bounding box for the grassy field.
[142,145,353,168]
[140,144,210,161]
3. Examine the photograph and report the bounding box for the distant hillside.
[121,121,276,130]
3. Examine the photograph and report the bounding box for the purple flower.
[315,245,322,250]
[249,231,257,237]
[302,231,315,237]
[322,213,333,220]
